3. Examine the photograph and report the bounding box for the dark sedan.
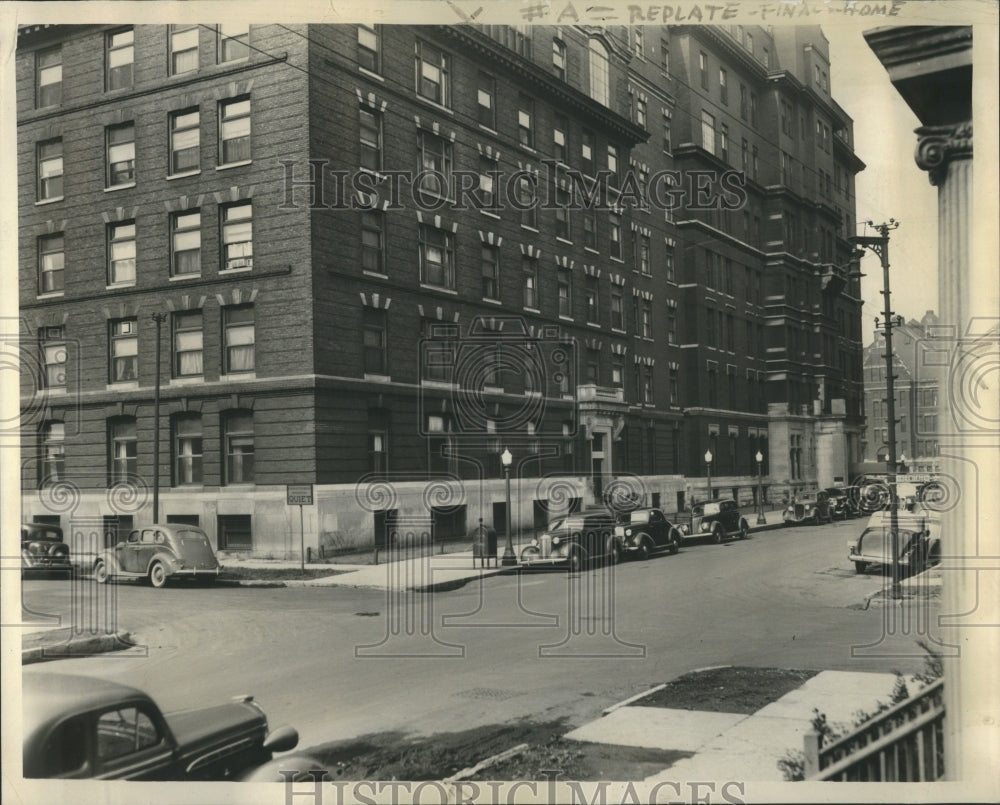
[21,523,71,574]
[23,672,320,780]
[519,510,620,572]
[614,508,682,560]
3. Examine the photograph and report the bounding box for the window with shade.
[107,222,136,285]
[37,139,63,202]
[223,305,255,374]
[221,202,252,270]
[40,421,65,485]
[170,24,199,75]
[109,417,137,483]
[109,318,138,383]
[362,307,387,375]
[106,124,135,187]
[219,97,251,165]
[38,233,64,295]
[171,210,201,276]
[359,107,382,172]
[414,41,450,107]
[358,25,380,72]
[36,46,62,108]
[169,109,200,175]
[588,39,610,106]
[40,326,66,392]
[172,311,203,377]
[361,211,385,274]
[106,29,134,90]
[217,24,249,63]
[222,411,254,484]
[173,414,203,485]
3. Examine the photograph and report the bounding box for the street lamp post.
[853,220,902,598]
[755,450,766,525]
[704,449,713,500]
[500,448,516,566]
[151,312,167,523]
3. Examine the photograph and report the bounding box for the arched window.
[588,39,610,107]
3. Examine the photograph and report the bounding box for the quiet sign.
[286,484,314,506]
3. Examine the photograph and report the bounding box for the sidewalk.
[563,669,902,782]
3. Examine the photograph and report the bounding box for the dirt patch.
[632,666,819,714]
[218,567,350,581]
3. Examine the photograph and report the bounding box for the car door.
[117,530,140,573]
[92,704,177,779]
[648,510,668,548]
[723,501,738,533]
[134,529,160,575]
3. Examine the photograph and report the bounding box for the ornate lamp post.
[755,450,766,525]
[704,449,713,500]
[500,448,516,566]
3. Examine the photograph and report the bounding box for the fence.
[804,678,945,781]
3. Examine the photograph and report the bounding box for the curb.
[445,743,529,783]
[603,684,668,715]
[23,631,135,665]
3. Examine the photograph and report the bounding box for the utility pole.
[852,220,902,599]
[151,312,166,523]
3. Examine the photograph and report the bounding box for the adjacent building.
[17,23,865,556]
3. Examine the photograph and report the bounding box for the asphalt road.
[20,519,943,753]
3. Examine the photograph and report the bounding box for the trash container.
[471,523,498,567]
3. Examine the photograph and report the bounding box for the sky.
[823,24,941,337]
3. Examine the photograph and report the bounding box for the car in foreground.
[848,511,941,575]
[823,487,858,520]
[519,510,619,572]
[680,499,749,543]
[782,491,832,525]
[21,522,71,575]
[23,672,320,780]
[93,524,220,588]
[614,508,682,560]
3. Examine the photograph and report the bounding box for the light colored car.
[23,672,318,780]
[679,499,749,543]
[93,524,220,588]
[782,491,832,525]
[848,511,941,575]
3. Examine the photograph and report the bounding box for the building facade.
[17,23,864,556]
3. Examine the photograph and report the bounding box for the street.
[20,520,942,754]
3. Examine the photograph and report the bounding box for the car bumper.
[170,567,221,578]
[22,556,72,569]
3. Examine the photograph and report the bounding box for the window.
[170,24,199,75]
[107,222,136,285]
[669,367,679,405]
[667,310,677,344]
[173,311,203,377]
[169,109,200,174]
[220,202,253,271]
[368,413,388,473]
[219,97,251,164]
[421,320,454,382]
[641,299,652,338]
[739,84,747,120]
[636,97,647,127]
[762,46,770,69]
[741,138,749,174]
[223,411,254,484]
[701,111,716,155]
[417,131,452,198]
[633,27,644,57]
[358,24,380,72]
[660,38,669,73]
[662,112,672,153]
[517,94,534,148]
[426,414,454,474]
[522,257,538,309]
[588,39,610,106]
[40,327,67,392]
[418,224,455,289]
[553,114,568,163]
[415,41,450,107]
[108,318,138,383]
[40,421,65,484]
[610,288,624,330]
[585,276,599,324]
[557,268,572,317]
[361,211,384,273]
[217,24,249,63]
[106,124,135,187]
[584,349,599,384]
[477,72,495,128]
[583,210,597,250]
[752,146,759,181]
[643,366,654,403]
[552,38,566,79]
[555,184,571,240]
[727,313,735,350]
[665,250,675,281]
[359,106,382,172]
[638,234,651,275]
[699,52,708,89]
[106,29,134,90]
[36,46,62,108]
[38,234,64,294]
[173,415,203,485]
[109,417,137,483]
[517,175,537,229]
[170,210,200,276]
[363,307,387,375]
[719,68,728,103]
[218,514,253,548]
[581,130,595,173]
[37,139,63,202]
[607,144,619,181]
[719,123,729,163]
[750,92,758,127]
[223,305,255,374]
[609,213,622,259]
[481,244,500,300]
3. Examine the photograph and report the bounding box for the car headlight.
[531,538,538,547]
[680,524,690,535]
[700,522,710,532]
[625,528,633,537]
[552,536,561,546]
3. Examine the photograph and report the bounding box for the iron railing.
[804,677,945,781]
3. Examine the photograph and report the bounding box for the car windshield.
[694,502,721,516]
[547,517,585,532]
[628,511,651,524]
[26,528,62,541]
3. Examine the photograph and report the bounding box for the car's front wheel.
[148,562,167,588]
[520,546,540,564]
[604,534,620,566]
[668,530,681,555]
[712,524,724,544]
[567,548,584,573]
[854,561,867,574]
[739,521,749,540]
[636,537,651,562]
[93,559,108,584]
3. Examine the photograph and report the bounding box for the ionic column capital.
[915,122,972,186]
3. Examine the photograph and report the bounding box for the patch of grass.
[633,666,820,714]
[218,566,350,581]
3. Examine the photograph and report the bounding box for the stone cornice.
[915,122,972,186]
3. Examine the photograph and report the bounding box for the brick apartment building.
[862,310,942,472]
[17,23,864,557]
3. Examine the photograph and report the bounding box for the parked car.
[614,508,682,560]
[519,510,620,572]
[93,524,220,588]
[680,499,749,543]
[782,491,833,525]
[21,522,71,574]
[823,487,858,520]
[22,672,320,780]
[848,511,942,575]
